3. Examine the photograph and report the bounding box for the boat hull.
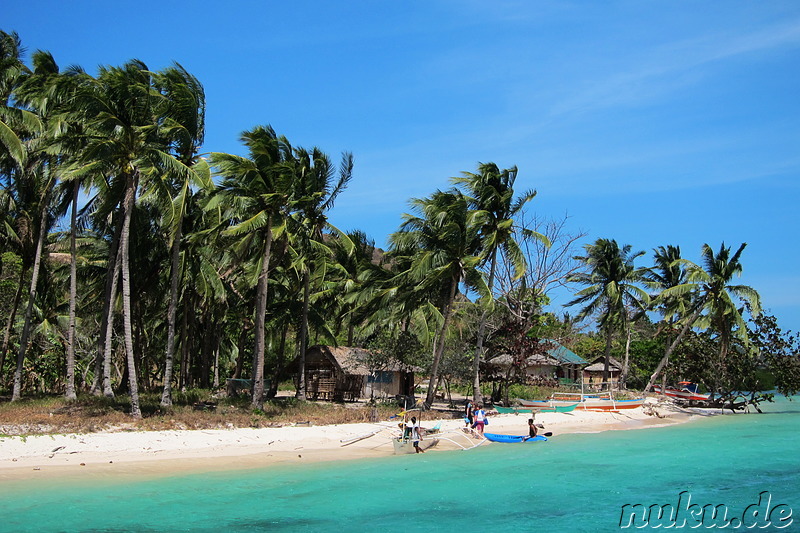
[392,437,439,454]
[484,433,547,444]
[516,397,644,411]
[653,385,709,402]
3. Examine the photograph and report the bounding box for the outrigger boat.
[495,402,579,414]
[392,435,440,454]
[653,382,709,402]
[393,426,486,453]
[389,404,486,454]
[517,392,645,411]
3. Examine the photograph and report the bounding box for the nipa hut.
[484,340,586,386]
[301,345,417,402]
[582,356,623,389]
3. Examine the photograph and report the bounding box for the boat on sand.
[495,403,579,414]
[653,382,710,402]
[517,393,644,411]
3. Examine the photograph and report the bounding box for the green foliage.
[625,337,666,389]
[748,311,800,397]
[0,252,21,327]
[572,335,606,361]
[365,328,427,369]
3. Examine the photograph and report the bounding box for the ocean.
[2,396,798,532]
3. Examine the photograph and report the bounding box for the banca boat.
[517,393,645,411]
[653,382,709,402]
[494,403,579,414]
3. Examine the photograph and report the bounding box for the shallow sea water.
[1,396,798,532]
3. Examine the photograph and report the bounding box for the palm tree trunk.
[268,323,288,399]
[65,182,79,400]
[621,323,632,389]
[602,326,613,391]
[12,196,49,401]
[425,276,459,406]
[179,294,190,390]
[251,219,273,409]
[160,219,183,407]
[100,254,121,398]
[92,208,123,397]
[119,173,141,418]
[200,308,213,388]
[0,267,26,381]
[296,268,311,400]
[472,248,498,403]
[645,297,708,393]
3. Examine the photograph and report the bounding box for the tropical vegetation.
[1,31,798,427]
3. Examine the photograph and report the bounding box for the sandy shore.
[0,400,707,482]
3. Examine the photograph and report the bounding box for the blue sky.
[5,1,800,333]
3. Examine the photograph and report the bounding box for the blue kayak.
[484,433,547,443]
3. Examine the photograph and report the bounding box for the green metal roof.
[539,339,587,365]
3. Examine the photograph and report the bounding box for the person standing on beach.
[464,400,474,426]
[472,404,487,434]
[410,416,425,453]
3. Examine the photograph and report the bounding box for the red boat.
[653,382,709,402]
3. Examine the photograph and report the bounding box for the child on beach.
[409,417,425,453]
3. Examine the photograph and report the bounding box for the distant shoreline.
[0,400,712,484]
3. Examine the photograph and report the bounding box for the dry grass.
[0,392,404,436]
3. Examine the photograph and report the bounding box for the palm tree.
[566,238,649,388]
[150,63,207,407]
[0,30,33,379]
[71,60,174,416]
[452,162,548,403]
[390,189,487,405]
[644,243,761,394]
[0,31,32,171]
[646,245,689,326]
[9,49,64,402]
[326,229,388,345]
[211,125,294,409]
[287,148,353,400]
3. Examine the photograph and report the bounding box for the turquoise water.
[2,398,799,532]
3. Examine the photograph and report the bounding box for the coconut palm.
[566,238,649,388]
[646,245,689,325]
[390,189,487,405]
[8,49,67,401]
[69,60,174,416]
[326,229,389,345]
[644,242,761,394]
[149,63,208,407]
[452,162,548,403]
[0,31,34,171]
[210,125,294,409]
[287,148,353,400]
[0,30,33,378]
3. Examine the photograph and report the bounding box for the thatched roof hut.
[582,356,623,387]
[299,345,417,401]
[484,340,586,383]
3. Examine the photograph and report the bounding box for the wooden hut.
[541,340,586,384]
[582,356,623,390]
[484,340,586,386]
[301,345,417,401]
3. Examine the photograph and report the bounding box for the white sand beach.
[0,400,708,482]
